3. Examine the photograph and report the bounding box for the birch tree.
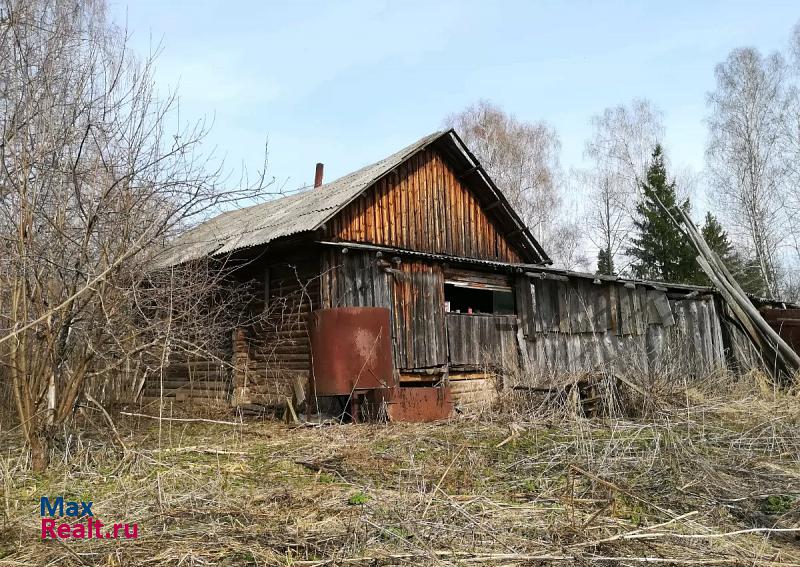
[779,22,800,293]
[706,48,791,298]
[445,100,587,269]
[583,99,664,274]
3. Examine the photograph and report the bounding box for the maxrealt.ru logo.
[40,497,138,540]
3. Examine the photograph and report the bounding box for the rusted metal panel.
[308,307,394,396]
[760,308,800,353]
[366,386,453,422]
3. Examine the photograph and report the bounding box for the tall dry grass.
[0,358,798,565]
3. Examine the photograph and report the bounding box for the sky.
[110,0,800,203]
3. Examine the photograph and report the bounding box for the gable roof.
[152,129,551,268]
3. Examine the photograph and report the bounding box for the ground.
[1,382,800,566]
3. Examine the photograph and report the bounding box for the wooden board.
[446,313,518,369]
[331,149,523,263]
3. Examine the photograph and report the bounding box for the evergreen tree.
[627,145,698,283]
[701,213,733,263]
[597,248,615,275]
[694,212,730,286]
[699,212,769,295]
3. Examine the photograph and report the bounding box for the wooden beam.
[457,165,480,179]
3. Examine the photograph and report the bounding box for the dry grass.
[1,375,799,566]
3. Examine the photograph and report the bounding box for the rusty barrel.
[308,307,394,396]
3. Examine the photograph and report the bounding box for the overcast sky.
[111,0,799,201]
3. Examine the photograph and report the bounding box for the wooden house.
[151,130,765,412]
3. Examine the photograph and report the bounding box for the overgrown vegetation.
[1,372,798,565]
[0,0,270,471]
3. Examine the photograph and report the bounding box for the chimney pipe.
[314,163,324,188]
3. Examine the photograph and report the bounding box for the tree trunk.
[29,431,49,472]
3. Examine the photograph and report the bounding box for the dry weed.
[0,374,798,566]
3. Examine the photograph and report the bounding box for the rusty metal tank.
[760,308,800,354]
[308,307,395,396]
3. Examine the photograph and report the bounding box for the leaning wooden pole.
[646,189,799,383]
[674,207,800,383]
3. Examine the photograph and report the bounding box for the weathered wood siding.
[446,313,518,370]
[444,268,512,289]
[331,149,523,263]
[321,248,392,309]
[321,249,447,371]
[392,262,447,370]
[515,275,729,381]
[719,301,763,373]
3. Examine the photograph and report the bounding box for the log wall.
[232,253,320,407]
[150,246,769,411]
[140,355,231,404]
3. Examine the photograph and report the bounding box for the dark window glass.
[444,284,514,315]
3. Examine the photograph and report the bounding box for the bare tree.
[445,100,587,269]
[0,0,267,469]
[579,169,629,275]
[582,99,664,274]
[547,216,590,271]
[706,48,791,299]
[776,22,800,294]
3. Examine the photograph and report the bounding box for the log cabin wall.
[148,130,782,411]
[149,246,756,410]
[231,250,320,407]
[140,278,237,405]
[140,354,231,404]
[330,149,523,263]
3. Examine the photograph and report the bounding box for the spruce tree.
[699,212,768,295]
[701,213,733,263]
[627,145,697,283]
[693,212,730,286]
[597,248,614,275]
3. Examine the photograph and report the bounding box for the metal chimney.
[314,163,324,188]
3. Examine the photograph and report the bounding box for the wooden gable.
[330,148,524,263]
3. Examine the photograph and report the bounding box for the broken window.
[444,282,514,315]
